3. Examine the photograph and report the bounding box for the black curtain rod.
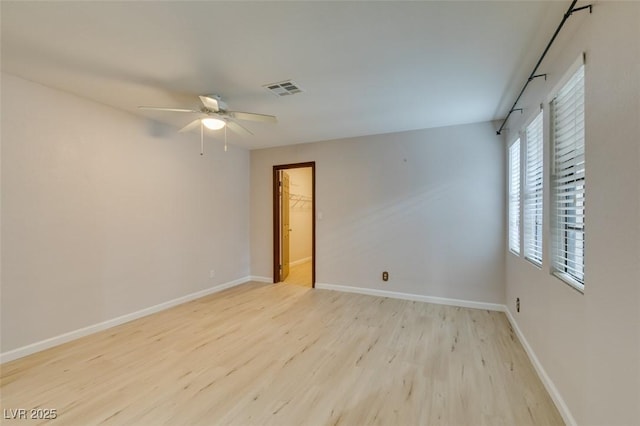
[496,0,592,135]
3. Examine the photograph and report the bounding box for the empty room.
[1,1,638,425]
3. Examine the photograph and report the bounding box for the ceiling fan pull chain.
[224,125,228,152]
[200,120,204,156]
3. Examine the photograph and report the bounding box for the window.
[508,139,521,254]
[551,64,585,290]
[524,111,544,265]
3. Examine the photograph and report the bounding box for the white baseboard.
[289,257,312,267]
[249,276,273,283]
[0,276,250,364]
[504,308,576,426]
[315,282,505,312]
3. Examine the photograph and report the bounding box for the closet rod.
[496,0,591,135]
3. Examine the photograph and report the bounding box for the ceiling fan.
[139,95,277,154]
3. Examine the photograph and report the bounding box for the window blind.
[509,139,521,254]
[551,64,585,287]
[524,111,544,265]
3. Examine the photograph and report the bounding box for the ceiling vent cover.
[264,80,303,96]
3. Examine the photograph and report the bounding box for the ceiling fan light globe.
[201,118,226,130]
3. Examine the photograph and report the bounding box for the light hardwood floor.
[0,282,563,425]
[283,260,312,288]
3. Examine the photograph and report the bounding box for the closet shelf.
[289,193,312,208]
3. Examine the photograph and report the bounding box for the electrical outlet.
[382,271,389,282]
[516,297,520,313]
[209,269,216,278]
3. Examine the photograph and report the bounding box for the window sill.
[553,271,584,294]
[525,257,542,269]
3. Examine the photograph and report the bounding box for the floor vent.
[264,80,303,96]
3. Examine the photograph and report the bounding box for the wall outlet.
[209,269,216,278]
[516,297,520,313]
[382,271,389,282]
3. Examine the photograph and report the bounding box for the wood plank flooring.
[283,260,313,288]
[0,282,563,425]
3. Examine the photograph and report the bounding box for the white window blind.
[524,111,544,265]
[509,139,521,254]
[551,64,585,289]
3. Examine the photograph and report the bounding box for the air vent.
[264,80,303,97]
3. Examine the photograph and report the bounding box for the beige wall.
[251,121,505,303]
[503,2,640,425]
[1,74,250,353]
[287,167,313,264]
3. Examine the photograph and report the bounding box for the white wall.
[251,122,505,303]
[503,3,640,425]
[287,167,313,264]
[1,73,250,353]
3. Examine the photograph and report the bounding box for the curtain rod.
[496,0,592,135]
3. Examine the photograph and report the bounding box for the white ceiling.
[1,1,570,149]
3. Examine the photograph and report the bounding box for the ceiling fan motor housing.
[208,95,227,111]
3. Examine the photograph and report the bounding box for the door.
[280,171,291,280]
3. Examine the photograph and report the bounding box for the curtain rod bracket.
[571,4,592,15]
[529,74,547,82]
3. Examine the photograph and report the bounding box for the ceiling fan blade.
[179,119,202,133]
[228,111,277,124]
[226,120,253,136]
[199,96,220,112]
[138,106,198,113]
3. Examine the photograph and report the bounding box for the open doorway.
[273,162,315,288]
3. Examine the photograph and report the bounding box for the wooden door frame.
[273,162,316,287]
